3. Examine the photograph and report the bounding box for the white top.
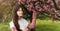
[9,18,28,30]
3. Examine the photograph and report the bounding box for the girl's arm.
[11,27,17,31]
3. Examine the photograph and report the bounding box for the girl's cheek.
[17,12,23,17]
[17,11,19,16]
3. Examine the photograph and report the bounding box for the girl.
[9,5,29,31]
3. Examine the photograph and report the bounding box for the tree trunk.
[30,11,37,31]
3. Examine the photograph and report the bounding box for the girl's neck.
[18,16,23,20]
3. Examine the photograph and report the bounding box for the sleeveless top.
[9,18,28,30]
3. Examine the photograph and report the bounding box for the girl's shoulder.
[9,20,14,26]
[9,20,13,24]
[9,20,15,28]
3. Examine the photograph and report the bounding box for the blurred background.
[0,0,60,31]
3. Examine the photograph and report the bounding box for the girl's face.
[17,8,23,17]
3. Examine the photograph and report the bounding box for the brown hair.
[12,4,24,31]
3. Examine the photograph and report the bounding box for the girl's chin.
[18,15,23,16]
[19,16,22,17]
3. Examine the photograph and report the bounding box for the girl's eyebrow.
[18,9,20,11]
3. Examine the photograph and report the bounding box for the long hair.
[12,4,24,31]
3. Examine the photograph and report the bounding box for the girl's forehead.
[19,8,22,10]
